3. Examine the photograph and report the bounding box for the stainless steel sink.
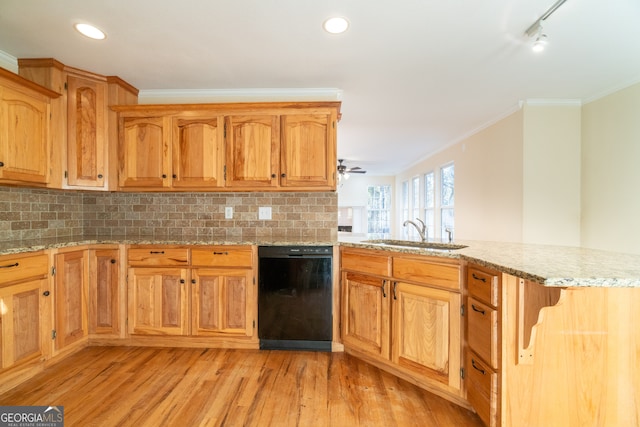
[363,239,468,250]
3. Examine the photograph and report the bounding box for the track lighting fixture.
[524,0,567,53]
[531,26,548,53]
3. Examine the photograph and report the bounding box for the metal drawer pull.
[0,262,19,269]
[393,281,398,300]
[149,251,165,254]
[471,273,486,282]
[471,304,486,315]
[381,280,387,298]
[471,359,486,375]
[213,251,229,255]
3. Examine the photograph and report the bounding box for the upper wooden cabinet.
[173,116,225,189]
[225,115,279,188]
[18,58,138,190]
[280,113,335,188]
[113,102,340,192]
[0,68,58,186]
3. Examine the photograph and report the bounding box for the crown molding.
[519,98,582,107]
[0,50,18,73]
[139,88,343,104]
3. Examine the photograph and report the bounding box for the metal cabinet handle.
[281,173,286,178]
[381,280,387,298]
[271,173,276,178]
[191,279,196,284]
[97,174,103,179]
[162,174,167,178]
[180,279,185,284]
[0,161,4,167]
[471,359,486,375]
[43,290,50,297]
[0,262,19,269]
[213,251,229,255]
[172,174,177,179]
[110,259,116,264]
[471,304,486,315]
[393,281,398,300]
[149,251,165,255]
[472,273,486,282]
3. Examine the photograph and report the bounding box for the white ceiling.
[1,0,639,175]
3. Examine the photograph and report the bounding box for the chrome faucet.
[445,228,453,243]
[403,218,428,241]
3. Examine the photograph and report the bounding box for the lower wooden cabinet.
[127,267,189,336]
[126,245,257,344]
[341,272,390,358]
[340,247,464,404]
[88,247,121,337]
[191,268,253,337]
[54,250,88,351]
[0,278,48,369]
[392,281,461,390]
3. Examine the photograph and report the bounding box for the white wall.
[522,103,582,246]
[581,82,640,254]
[396,109,524,242]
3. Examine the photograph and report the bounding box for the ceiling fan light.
[323,17,349,34]
[74,23,106,40]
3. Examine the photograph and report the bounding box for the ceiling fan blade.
[347,166,362,171]
[349,170,367,174]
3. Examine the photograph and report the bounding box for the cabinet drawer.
[191,246,252,267]
[468,266,499,306]
[341,249,390,276]
[466,351,499,427]
[128,248,189,266]
[468,297,499,369]
[392,256,460,291]
[0,253,48,285]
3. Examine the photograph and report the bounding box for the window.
[367,185,392,238]
[401,180,409,239]
[424,171,435,235]
[440,163,454,237]
[408,176,420,238]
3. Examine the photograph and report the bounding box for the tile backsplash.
[1,187,338,242]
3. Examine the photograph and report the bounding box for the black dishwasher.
[258,246,332,351]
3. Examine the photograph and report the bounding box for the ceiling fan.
[337,159,367,181]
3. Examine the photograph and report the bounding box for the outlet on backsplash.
[258,207,272,220]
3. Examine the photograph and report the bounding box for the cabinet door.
[172,116,225,189]
[341,272,390,359]
[88,248,120,336]
[191,268,254,338]
[54,251,88,350]
[280,113,335,188]
[391,281,462,391]
[225,115,279,188]
[66,74,107,188]
[127,267,189,335]
[118,116,170,188]
[0,278,48,370]
[0,86,49,184]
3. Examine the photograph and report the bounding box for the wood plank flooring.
[0,347,484,427]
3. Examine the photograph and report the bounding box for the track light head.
[532,32,548,52]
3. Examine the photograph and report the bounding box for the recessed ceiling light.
[74,23,106,40]
[323,17,349,34]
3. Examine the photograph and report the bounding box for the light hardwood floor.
[0,347,483,426]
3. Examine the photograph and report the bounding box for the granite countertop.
[339,237,640,288]
[2,234,640,288]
